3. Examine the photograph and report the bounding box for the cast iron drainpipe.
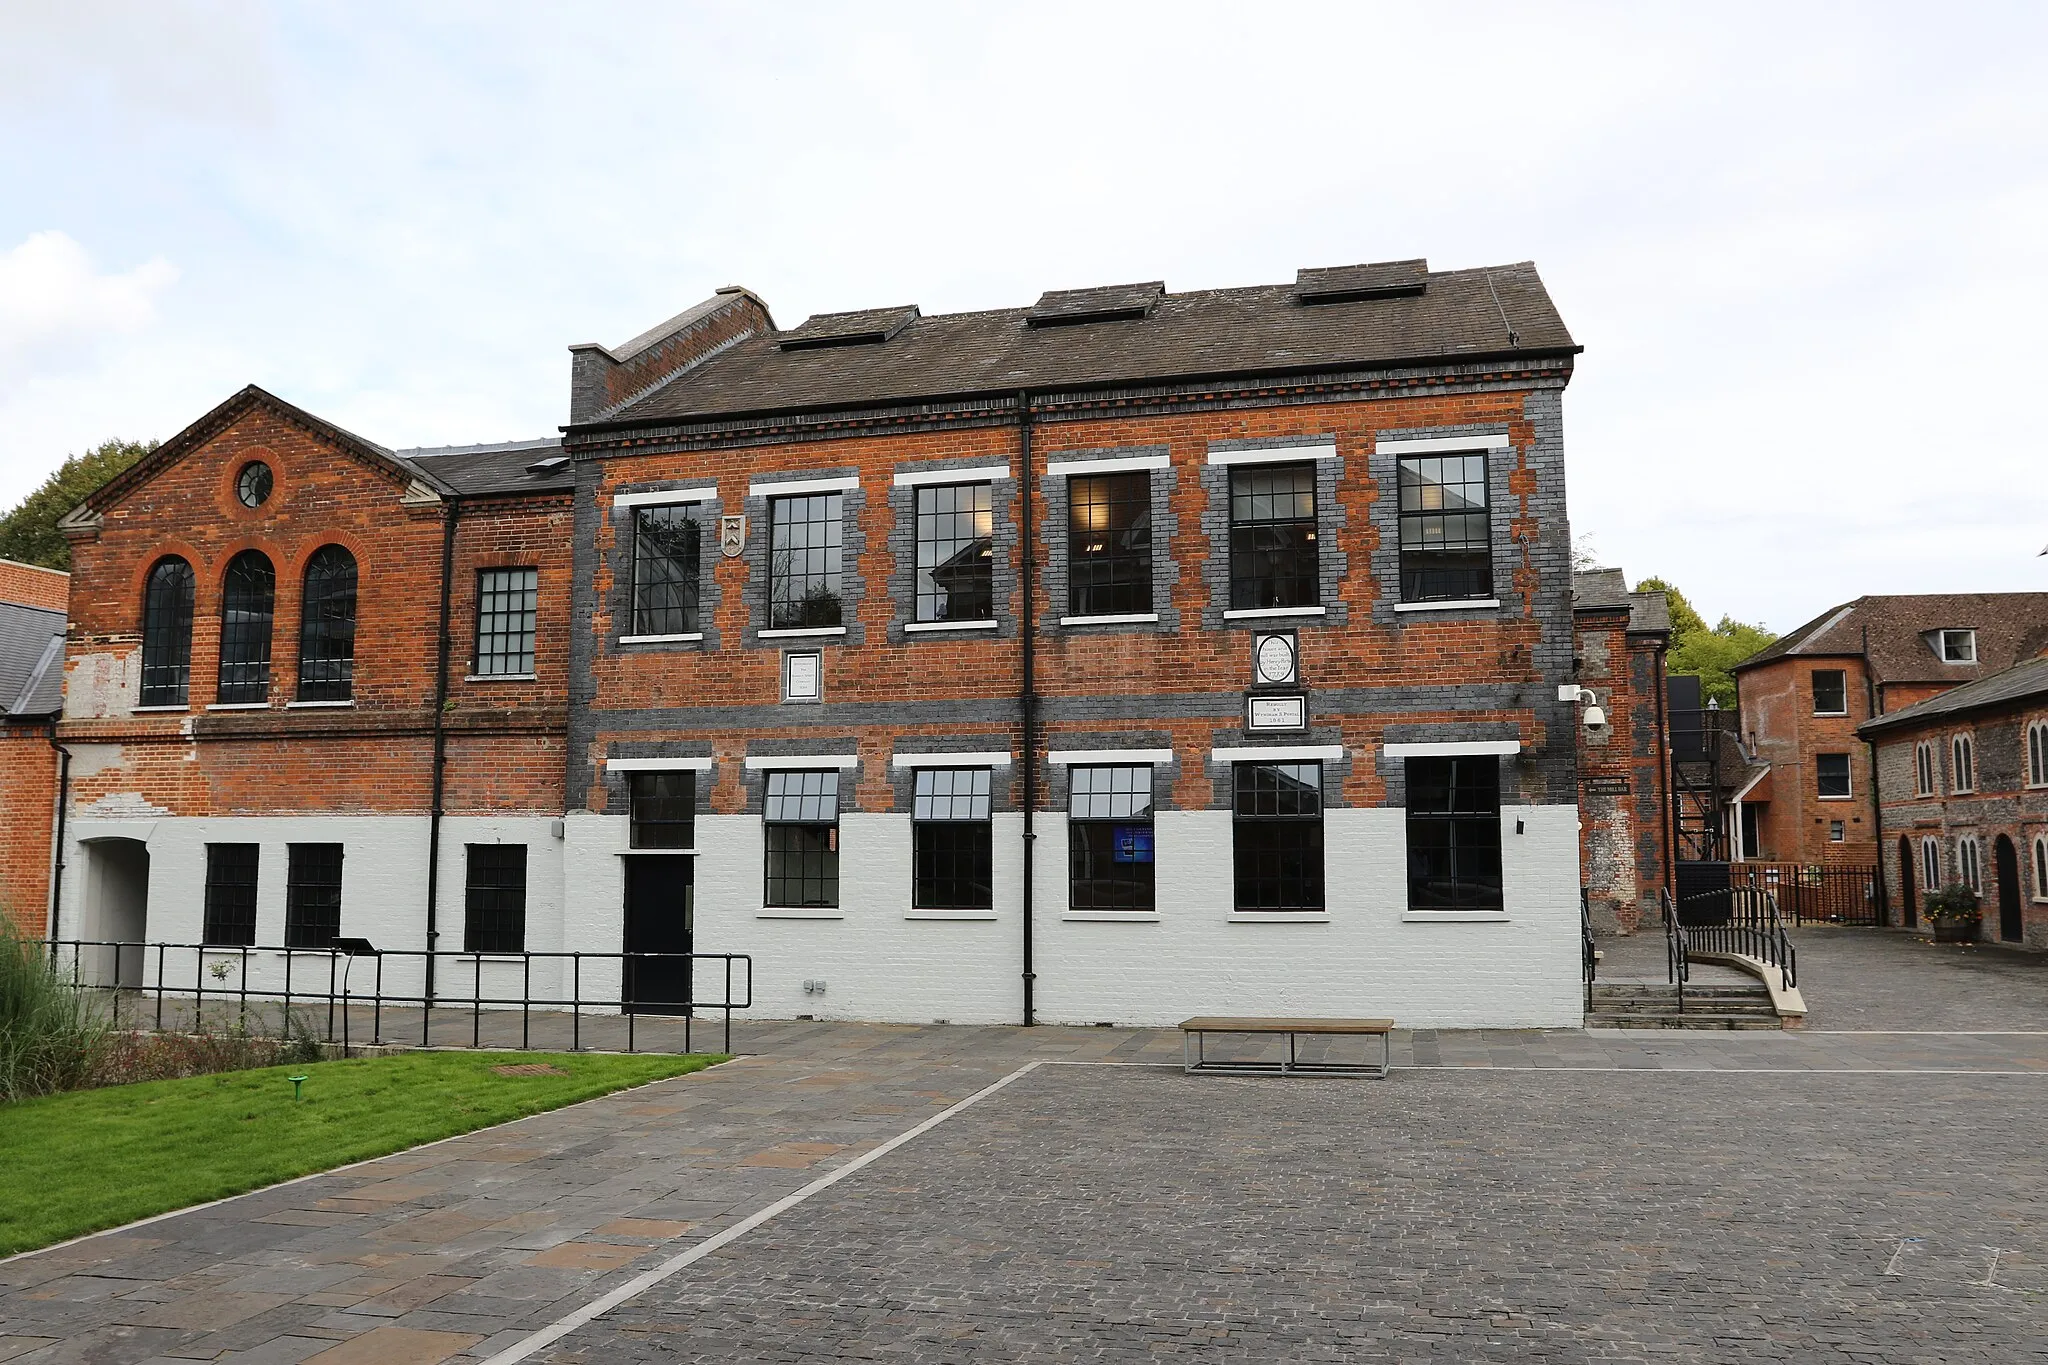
[1018,389,1037,1027]
[424,494,463,1001]
[46,722,70,942]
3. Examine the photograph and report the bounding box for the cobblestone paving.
[1786,926,2048,1032]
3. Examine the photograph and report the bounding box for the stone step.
[1585,1013,1785,1030]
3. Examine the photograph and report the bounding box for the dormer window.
[1938,629,1977,663]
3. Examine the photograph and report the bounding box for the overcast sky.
[2,2,2043,631]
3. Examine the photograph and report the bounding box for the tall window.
[2028,721,2048,789]
[629,771,696,849]
[1921,836,1941,893]
[1952,733,1975,794]
[915,483,993,622]
[1398,453,1491,602]
[203,843,260,946]
[2034,836,2048,901]
[1406,756,1504,911]
[1069,764,1155,911]
[1232,761,1324,911]
[912,768,993,910]
[475,567,538,676]
[1816,753,1852,799]
[1915,742,1936,797]
[769,493,843,628]
[1067,472,1150,616]
[139,556,195,707]
[1959,836,1982,894]
[632,505,701,636]
[217,550,275,704]
[764,770,839,907]
[297,545,357,702]
[1811,670,1847,715]
[284,844,343,949]
[1229,465,1319,610]
[464,845,527,952]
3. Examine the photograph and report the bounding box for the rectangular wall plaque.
[1246,694,1307,732]
[1586,776,1630,795]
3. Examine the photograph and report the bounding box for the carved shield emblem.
[719,514,747,558]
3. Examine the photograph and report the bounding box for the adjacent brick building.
[1860,655,2048,946]
[0,558,67,936]
[1571,569,1672,933]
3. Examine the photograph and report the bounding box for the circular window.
[236,461,273,508]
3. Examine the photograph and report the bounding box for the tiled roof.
[1571,570,1671,635]
[393,438,572,496]
[592,260,1575,428]
[0,600,64,719]
[1857,654,2048,736]
[1736,593,2048,686]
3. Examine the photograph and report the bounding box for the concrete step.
[1585,1013,1785,1030]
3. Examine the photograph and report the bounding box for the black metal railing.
[1661,887,1796,996]
[1729,862,1880,927]
[1581,887,1597,1010]
[43,940,752,1055]
[1661,888,1689,1011]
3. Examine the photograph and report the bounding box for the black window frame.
[1816,752,1852,799]
[474,566,539,677]
[768,493,844,629]
[139,556,195,707]
[911,768,993,910]
[216,549,276,705]
[296,544,358,702]
[1811,669,1847,716]
[1398,452,1493,603]
[629,770,697,849]
[913,482,994,624]
[631,504,703,637]
[1232,761,1325,912]
[463,844,528,953]
[763,769,840,908]
[1404,756,1504,912]
[202,842,260,946]
[1066,471,1151,617]
[1228,463,1319,611]
[284,843,344,949]
[1068,764,1156,912]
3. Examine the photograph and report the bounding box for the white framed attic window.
[1938,629,1977,663]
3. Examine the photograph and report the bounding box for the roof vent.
[1025,281,1165,327]
[526,454,570,475]
[1294,259,1428,305]
[778,305,921,350]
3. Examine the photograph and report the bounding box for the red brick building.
[1571,569,1672,933]
[0,558,67,936]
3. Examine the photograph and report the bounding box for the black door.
[1996,836,2023,943]
[624,857,693,1014]
[1898,836,1917,928]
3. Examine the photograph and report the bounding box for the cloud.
[0,232,179,382]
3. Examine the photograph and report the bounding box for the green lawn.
[0,1050,721,1256]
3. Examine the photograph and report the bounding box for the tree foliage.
[0,439,156,571]
[1635,576,1775,708]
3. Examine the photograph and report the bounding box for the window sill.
[1222,606,1325,620]
[1401,910,1511,922]
[904,620,998,633]
[466,673,537,683]
[1227,911,1329,923]
[619,632,703,644]
[1812,710,1849,718]
[1817,795,1854,802]
[1393,599,1501,613]
[131,705,189,714]
[760,626,847,639]
[756,909,845,919]
[618,848,697,856]
[1063,911,1161,922]
[905,909,997,920]
[206,702,271,711]
[286,700,354,709]
[1059,613,1158,627]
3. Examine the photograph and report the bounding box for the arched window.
[1914,741,1935,797]
[1921,836,1941,893]
[2028,720,2048,789]
[1958,836,1982,894]
[139,556,195,707]
[2035,836,2048,902]
[217,550,275,704]
[297,545,358,702]
[1951,733,1975,794]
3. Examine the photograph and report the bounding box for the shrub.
[1925,884,1982,922]
[0,919,110,1101]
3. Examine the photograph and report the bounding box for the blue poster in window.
[1113,826,1153,863]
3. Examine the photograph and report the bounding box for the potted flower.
[1924,884,1981,943]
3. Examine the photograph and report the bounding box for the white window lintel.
[744,754,861,770]
[1045,748,1176,767]
[605,756,715,772]
[1382,740,1522,758]
[613,486,718,511]
[890,751,1013,769]
[892,464,1011,487]
[1376,432,1512,455]
[749,475,861,497]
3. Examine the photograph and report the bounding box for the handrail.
[1676,886,1797,992]
[1660,888,1689,1012]
[41,940,753,1055]
[1580,887,1597,1012]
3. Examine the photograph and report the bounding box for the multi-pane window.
[2028,721,2048,788]
[1940,629,1977,663]
[912,768,993,910]
[1959,836,1982,894]
[1228,465,1319,610]
[914,483,993,622]
[1922,836,1941,893]
[475,568,538,676]
[1232,761,1324,911]
[1952,734,1975,793]
[217,550,275,704]
[284,844,343,949]
[297,545,357,702]
[1068,765,1155,911]
[1067,473,1151,616]
[1829,820,1846,843]
[139,556,195,707]
[769,494,843,629]
[1398,453,1492,602]
[1405,756,1505,912]
[629,771,696,849]
[463,845,527,953]
[1816,753,1852,799]
[1915,742,1936,797]
[632,505,701,636]
[764,770,839,907]
[202,843,260,946]
[1812,669,1847,715]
